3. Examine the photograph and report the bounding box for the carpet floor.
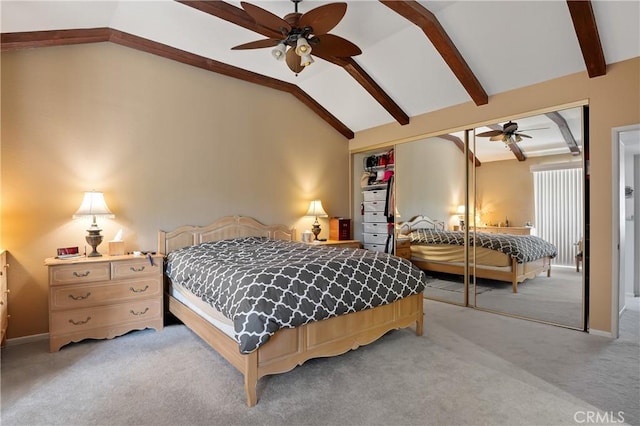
[1,298,638,426]
[424,266,584,328]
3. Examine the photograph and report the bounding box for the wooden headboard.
[158,215,296,254]
[398,215,445,235]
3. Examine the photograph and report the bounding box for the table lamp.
[73,191,115,257]
[305,200,328,241]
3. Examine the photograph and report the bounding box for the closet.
[352,104,588,330]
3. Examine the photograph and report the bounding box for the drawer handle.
[72,271,91,278]
[129,266,146,272]
[130,307,149,316]
[68,292,91,301]
[129,285,149,293]
[69,316,91,326]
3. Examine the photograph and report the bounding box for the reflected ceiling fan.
[476,121,546,144]
[231,0,361,75]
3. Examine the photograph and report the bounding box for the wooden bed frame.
[411,256,551,293]
[158,216,424,407]
[400,215,552,293]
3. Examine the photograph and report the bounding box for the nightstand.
[45,254,164,352]
[395,238,411,260]
[308,240,362,249]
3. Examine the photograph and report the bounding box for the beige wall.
[351,56,640,334]
[1,43,350,338]
[476,153,580,228]
[394,136,466,229]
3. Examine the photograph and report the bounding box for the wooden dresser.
[474,226,534,235]
[45,254,163,352]
[395,238,412,260]
[1,250,8,346]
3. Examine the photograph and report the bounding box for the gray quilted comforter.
[166,237,427,354]
[409,229,557,263]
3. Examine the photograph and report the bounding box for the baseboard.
[589,328,614,338]
[5,332,49,346]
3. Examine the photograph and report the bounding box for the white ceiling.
[2,0,639,145]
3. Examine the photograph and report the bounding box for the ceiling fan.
[476,121,543,144]
[231,0,362,75]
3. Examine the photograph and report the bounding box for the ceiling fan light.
[300,53,314,67]
[295,37,312,56]
[271,42,286,61]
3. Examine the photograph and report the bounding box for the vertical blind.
[533,167,583,266]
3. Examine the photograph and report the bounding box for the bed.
[159,216,426,406]
[398,215,557,293]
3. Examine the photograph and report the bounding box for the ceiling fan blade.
[517,133,532,139]
[312,34,361,58]
[231,38,280,50]
[299,3,347,35]
[241,1,291,34]
[519,127,549,132]
[476,130,503,137]
[285,47,305,74]
[489,135,505,141]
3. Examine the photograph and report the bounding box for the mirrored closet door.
[469,106,586,329]
[394,133,471,306]
[379,105,587,330]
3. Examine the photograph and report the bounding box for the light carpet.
[1,299,638,426]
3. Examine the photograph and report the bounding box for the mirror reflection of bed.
[393,106,585,330]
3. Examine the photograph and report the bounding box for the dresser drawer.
[49,263,110,285]
[363,243,386,252]
[363,201,385,212]
[363,233,388,244]
[363,222,387,234]
[50,299,162,335]
[364,212,387,223]
[395,248,412,259]
[112,258,161,279]
[363,190,387,201]
[50,278,161,310]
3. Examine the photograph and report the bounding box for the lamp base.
[86,228,104,257]
[311,222,321,241]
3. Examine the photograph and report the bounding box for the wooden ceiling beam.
[438,134,481,167]
[176,0,282,39]
[178,0,410,126]
[334,57,410,125]
[380,0,488,106]
[566,0,606,78]
[1,28,110,51]
[545,111,581,155]
[1,28,354,139]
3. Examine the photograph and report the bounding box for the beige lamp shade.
[305,200,328,218]
[73,191,115,219]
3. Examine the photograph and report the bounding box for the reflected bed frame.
[159,215,424,406]
[400,215,551,293]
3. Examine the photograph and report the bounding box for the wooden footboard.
[168,292,423,406]
[413,256,552,293]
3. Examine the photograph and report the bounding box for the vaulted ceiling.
[2,1,639,152]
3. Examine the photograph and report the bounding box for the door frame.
[611,123,640,339]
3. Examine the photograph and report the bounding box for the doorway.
[612,124,640,338]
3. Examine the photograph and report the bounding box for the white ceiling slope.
[1,0,639,136]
